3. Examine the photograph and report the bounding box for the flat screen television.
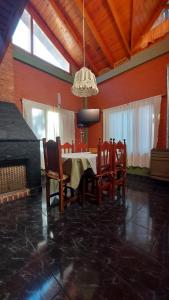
[77,109,100,128]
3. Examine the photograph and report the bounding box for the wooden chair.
[111,139,127,199]
[83,139,113,205]
[61,141,74,153]
[75,142,88,152]
[43,137,70,212]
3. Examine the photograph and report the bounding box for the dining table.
[62,152,97,190]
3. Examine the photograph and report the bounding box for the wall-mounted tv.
[77,109,100,128]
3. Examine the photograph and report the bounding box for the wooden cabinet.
[150,149,169,181]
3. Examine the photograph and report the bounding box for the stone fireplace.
[0,101,41,202]
[0,160,27,194]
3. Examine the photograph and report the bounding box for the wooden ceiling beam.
[27,3,80,70]
[130,0,134,50]
[134,0,168,49]
[49,0,98,74]
[74,0,114,68]
[106,0,131,57]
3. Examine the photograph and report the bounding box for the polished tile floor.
[0,175,169,300]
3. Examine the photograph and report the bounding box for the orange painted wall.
[14,60,82,111]
[88,52,169,149]
[13,59,82,141]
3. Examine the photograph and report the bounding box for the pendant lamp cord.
[83,0,86,67]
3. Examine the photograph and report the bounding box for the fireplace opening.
[0,159,31,203]
[0,101,41,203]
[0,159,28,194]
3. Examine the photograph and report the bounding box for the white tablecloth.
[62,152,97,174]
[62,152,97,189]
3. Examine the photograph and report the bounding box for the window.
[33,21,70,72]
[22,99,75,168]
[47,111,60,140]
[32,108,45,139]
[103,96,161,168]
[12,10,31,52]
[151,8,169,30]
[12,10,70,72]
[140,8,169,49]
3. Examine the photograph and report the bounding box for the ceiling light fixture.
[72,0,99,97]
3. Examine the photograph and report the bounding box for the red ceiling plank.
[134,0,168,50]
[74,0,114,68]
[106,0,131,57]
[49,0,98,74]
[130,0,134,50]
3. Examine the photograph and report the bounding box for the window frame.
[12,9,70,73]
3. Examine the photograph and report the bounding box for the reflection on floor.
[0,175,169,300]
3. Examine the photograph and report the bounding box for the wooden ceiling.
[0,0,169,74]
[28,0,169,75]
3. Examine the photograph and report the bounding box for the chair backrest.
[61,141,74,153]
[43,137,63,178]
[97,139,112,175]
[112,139,126,171]
[75,142,88,152]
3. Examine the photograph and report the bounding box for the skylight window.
[12,10,70,73]
[12,10,31,52]
[33,21,70,72]
[151,8,169,30]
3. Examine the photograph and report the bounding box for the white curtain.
[59,108,75,144]
[103,95,161,168]
[22,99,75,168]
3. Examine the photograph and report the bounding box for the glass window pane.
[12,10,31,52]
[32,108,45,139]
[33,20,70,72]
[151,8,169,30]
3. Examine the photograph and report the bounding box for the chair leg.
[59,180,64,213]
[46,177,50,207]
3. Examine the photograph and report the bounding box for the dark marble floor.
[0,175,169,300]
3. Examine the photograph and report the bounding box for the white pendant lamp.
[72,0,99,97]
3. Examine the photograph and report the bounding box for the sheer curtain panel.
[22,99,75,168]
[103,95,161,168]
